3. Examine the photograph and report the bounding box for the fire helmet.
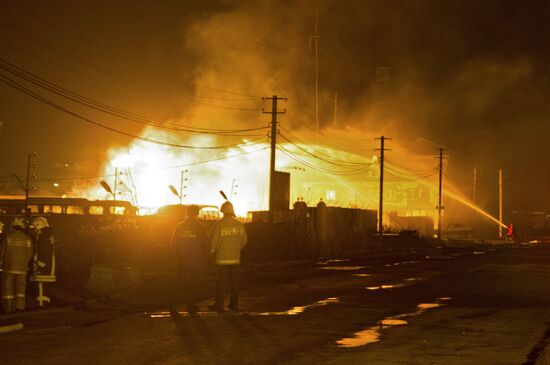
[11,216,25,228]
[220,201,235,215]
[32,217,49,231]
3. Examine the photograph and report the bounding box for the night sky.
[0,0,549,213]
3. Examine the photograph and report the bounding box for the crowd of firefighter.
[0,199,249,315]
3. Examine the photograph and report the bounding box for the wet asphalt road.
[1,243,549,364]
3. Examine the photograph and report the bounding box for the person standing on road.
[0,217,34,313]
[170,205,210,315]
[209,201,247,313]
[31,217,55,278]
[30,217,56,308]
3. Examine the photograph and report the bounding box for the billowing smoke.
[177,0,550,212]
[0,0,548,214]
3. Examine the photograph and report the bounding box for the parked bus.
[0,196,137,216]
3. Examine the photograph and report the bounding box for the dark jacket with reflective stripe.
[35,227,55,276]
[171,218,209,270]
[0,229,33,275]
[210,217,247,265]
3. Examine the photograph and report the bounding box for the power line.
[279,133,372,169]
[385,158,438,174]
[279,126,370,166]
[0,58,268,135]
[0,20,263,111]
[0,72,268,149]
[278,145,370,176]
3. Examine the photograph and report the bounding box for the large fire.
[82,127,382,216]
[83,128,272,216]
[79,125,502,231]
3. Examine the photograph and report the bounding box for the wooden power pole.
[375,136,391,237]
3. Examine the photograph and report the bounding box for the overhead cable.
[0,72,267,150]
[0,58,267,135]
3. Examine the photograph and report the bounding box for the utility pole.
[179,170,188,205]
[498,168,503,238]
[472,166,477,205]
[24,153,32,217]
[310,0,320,139]
[113,167,119,201]
[333,90,338,128]
[375,136,391,237]
[472,166,477,231]
[263,95,286,222]
[436,148,446,240]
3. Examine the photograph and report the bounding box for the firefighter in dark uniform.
[31,217,55,277]
[30,217,56,307]
[170,205,209,315]
[0,217,33,313]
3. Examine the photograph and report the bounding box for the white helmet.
[11,216,25,228]
[32,217,49,231]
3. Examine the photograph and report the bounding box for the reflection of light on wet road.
[254,297,340,316]
[384,261,421,267]
[380,319,408,326]
[336,298,451,348]
[405,277,425,282]
[366,277,426,291]
[148,311,220,318]
[366,283,407,290]
[336,328,381,347]
[149,298,341,318]
[473,251,486,255]
[317,259,350,265]
[417,303,440,310]
[319,266,368,271]
[353,273,372,277]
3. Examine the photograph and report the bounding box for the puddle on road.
[384,261,421,267]
[417,303,441,310]
[148,297,341,318]
[380,319,408,326]
[148,311,221,319]
[366,283,407,290]
[317,259,351,265]
[336,328,381,347]
[404,277,425,282]
[319,266,368,271]
[254,297,340,316]
[365,277,427,290]
[336,299,451,348]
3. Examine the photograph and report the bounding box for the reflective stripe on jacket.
[0,229,33,275]
[210,217,247,265]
